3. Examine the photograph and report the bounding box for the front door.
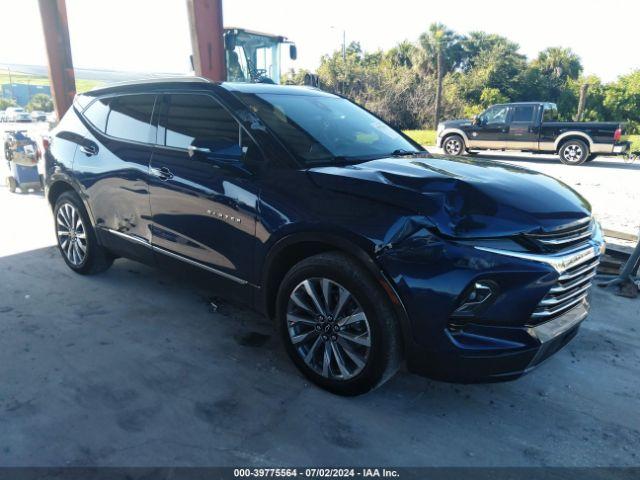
[467,104,510,149]
[148,93,260,285]
[505,104,539,150]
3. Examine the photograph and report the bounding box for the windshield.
[237,93,420,166]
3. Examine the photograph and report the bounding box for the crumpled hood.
[307,155,591,238]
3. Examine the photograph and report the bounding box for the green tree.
[416,23,463,127]
[603,70,640,132]
[26,93,54,112]
[533,47,582,81]
[0,97,17,110]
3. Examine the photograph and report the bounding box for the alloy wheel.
[286,277,371,380]
[56,202,87,266]
[444,138,462,155]
[562,143,583,163]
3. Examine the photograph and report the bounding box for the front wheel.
[54,191,114,275]
[558,139,589,165]
[442,135,465,156]
[277,252,402,396]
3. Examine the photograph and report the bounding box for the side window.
[105,94,156,143]
[163,94,241,157]
[240,128,264,163]
[543,106,559,122]
[483,106,509,125]
[511,105,535,123]
[83,98,110,132]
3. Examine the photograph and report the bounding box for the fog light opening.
[452,280,498,318]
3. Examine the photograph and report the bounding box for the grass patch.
[0,70,105,95]
[403,129,436,146]
[626,135,640,152]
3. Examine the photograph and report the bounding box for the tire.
[558,139,589,165]
[276,252,402,396]
[7,176,17,193]
[54,191,114,275]
[442,134,465,156]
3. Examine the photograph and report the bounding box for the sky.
[1,0,639,82]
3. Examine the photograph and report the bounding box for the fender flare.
[440,128,470,145]
[554,131,594,150]
[47,176,98,227]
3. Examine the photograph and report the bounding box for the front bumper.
[378,230,604,383]
[408,298,588,382]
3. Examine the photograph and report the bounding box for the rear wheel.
[7,176,17,193]
[558,139,589,165]
[277,252,402,396]
[54,191,113,275]
[443,134,465,156]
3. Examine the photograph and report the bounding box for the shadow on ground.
[0,246,638,467]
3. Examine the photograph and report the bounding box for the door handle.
[79,143,98,156]
[150,166,174,181]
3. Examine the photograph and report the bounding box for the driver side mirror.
[473,115,481,126]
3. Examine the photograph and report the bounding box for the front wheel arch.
[260,232,412,352]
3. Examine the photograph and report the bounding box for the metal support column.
[186,0,226,82]
[38,0,76,118]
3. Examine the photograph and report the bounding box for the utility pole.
[434,49,444,128]
[575,83,589,121]
[342,30,346,61]
[8,66,14,101]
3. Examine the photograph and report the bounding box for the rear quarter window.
[83,98,110,132]
[105,94,156,143]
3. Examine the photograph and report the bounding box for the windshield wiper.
[391,149,421,157]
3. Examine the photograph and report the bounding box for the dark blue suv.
[45,78,604,395]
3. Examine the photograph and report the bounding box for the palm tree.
[534,47,583,81]
[417,23,462,127]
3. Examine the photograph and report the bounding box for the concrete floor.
[1,125,639,466]
[0,182,639,467]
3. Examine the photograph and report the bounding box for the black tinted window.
[511,105,535,123]
[163,94,240,156]
[543,106,559,122]
[106,94,155,143]
[84,98,110,132]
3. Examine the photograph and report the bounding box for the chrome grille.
[526,219,593,252]
[530,255,599,324]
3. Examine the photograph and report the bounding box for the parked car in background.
[5,107,32,123]
[437,102,629,165]
[30,110,47,122]
[0,110,6,122]
[45,79,604,395]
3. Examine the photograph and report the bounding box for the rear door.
[147,92,260,284]
[504,104,539,150]
[75,94,156,261]
[467,104,509,149]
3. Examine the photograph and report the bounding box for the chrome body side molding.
[103,228,250,286]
